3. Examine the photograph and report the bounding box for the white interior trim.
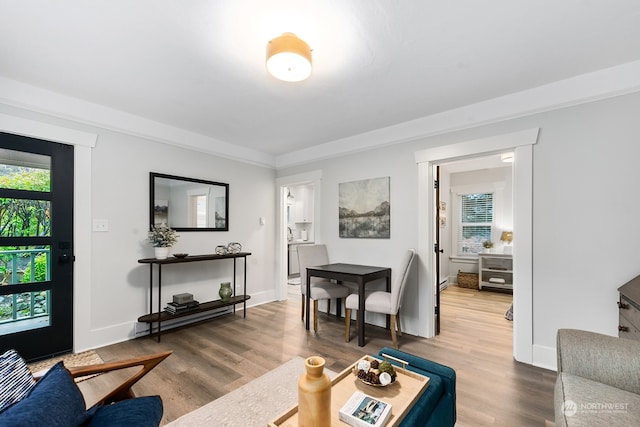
[3,61,640,170]
[277,61,640,168]
[415,128,538,364]
[275,170,323,301]
[0,77,273,168]
[0,113,97,147]
[0,113,96,352]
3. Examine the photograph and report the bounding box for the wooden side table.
[269,355,429,427]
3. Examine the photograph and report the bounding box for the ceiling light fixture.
[266,33,312,82]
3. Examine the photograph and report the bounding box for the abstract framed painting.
[339,176,390,238]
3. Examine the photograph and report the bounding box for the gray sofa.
[555,329,640,426]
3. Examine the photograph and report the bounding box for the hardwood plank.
[78,285,555,426]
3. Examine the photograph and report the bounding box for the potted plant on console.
[148,225,179,259]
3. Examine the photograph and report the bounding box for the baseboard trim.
[532,343,557,371]
[75,289,279,352]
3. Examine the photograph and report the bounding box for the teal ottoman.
[376,347,456,427]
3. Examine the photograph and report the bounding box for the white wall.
[4,89,640,368]
[278,91,640,368]
[0,103,276,352]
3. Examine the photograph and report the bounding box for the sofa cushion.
[0,361,89,426]
[87,396,163,427]
[555,372,640,426]
[0,349,36,411]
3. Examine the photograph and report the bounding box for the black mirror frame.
[149,172,229,232]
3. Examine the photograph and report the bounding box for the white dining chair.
[297,244,352,332]
[344,249,416,348]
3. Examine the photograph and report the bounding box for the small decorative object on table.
[218,282,233,301]
[339,391,392,427]
[215,245,228,255]
[172,253,188,259]
[148,225,179,260]
[298,356,331,427]
[227,242,242,254]
[353,358,397,386]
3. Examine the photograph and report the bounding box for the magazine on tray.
[338,391,392,427]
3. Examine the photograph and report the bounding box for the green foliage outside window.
[20,253,47,283]
[0,167,51,321]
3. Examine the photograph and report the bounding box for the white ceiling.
[1,1,640,168]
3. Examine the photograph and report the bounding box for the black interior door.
[435,166,443,335]
[0,132,74,361]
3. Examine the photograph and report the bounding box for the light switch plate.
[92,219,109,232]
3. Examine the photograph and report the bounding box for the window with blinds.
[458,192,493,255]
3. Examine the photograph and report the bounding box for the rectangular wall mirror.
[150,172,229,231]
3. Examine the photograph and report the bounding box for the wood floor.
[79,286,555,426]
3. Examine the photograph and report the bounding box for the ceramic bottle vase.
[298,356,331,427]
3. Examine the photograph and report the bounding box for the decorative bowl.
[172,253,188,258]
[352,359,396,387]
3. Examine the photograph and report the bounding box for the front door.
[0,132,74,361]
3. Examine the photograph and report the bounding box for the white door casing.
[415,128,538,364]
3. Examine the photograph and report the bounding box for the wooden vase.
[298,356,331,427]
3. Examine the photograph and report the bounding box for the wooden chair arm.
[66,351,171,405]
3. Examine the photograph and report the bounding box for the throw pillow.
[0,361,89,426]
[0,349,36,412]
[87,396,163,427]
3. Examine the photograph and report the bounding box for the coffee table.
[268,354,429,426]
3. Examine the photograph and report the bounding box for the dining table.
[305,263,391,346]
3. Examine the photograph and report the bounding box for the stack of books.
[339,391,392,427]
[164,300,200,315]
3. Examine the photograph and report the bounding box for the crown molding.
[275,60,640,168]
[2,60,640,170]
[0,76,276,168]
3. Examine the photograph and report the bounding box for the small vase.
[154,247,170,260]
[219,282,232,302]
[298,356,331,427]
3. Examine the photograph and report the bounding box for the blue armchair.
[0,349,171,427]
[376,347,456,427]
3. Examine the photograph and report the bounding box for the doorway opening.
[435,153,514,343]
[275,170,322,302]
[415,128,537,363]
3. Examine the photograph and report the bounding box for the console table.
[137,252,251,341]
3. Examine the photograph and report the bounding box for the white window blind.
[458,192,493,255]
